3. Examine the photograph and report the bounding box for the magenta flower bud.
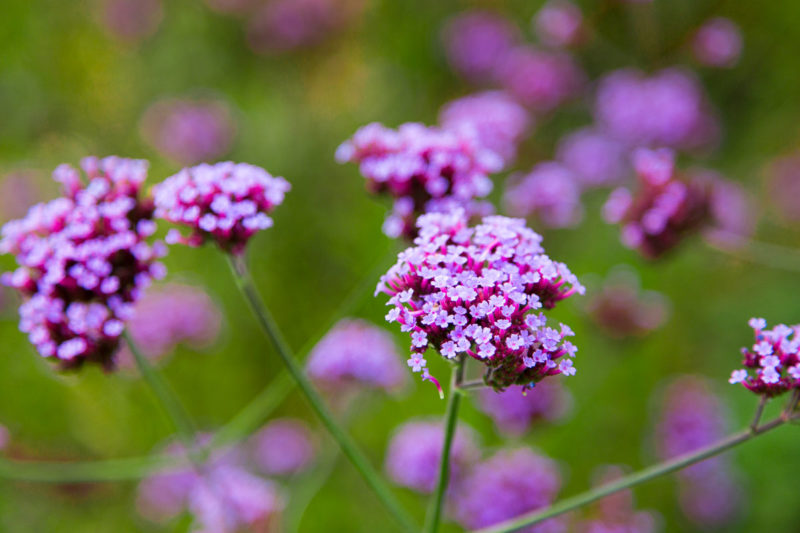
[337,122,500,240]
[692,18,742,68]
[442,11,520,83]
[251,418,315,476]
[384,419,479,494]
[452,448,564,533]
[504,162,583,228]
[1,157,165,369]
[153,162,290,255]
[533,0,584,48]
[495,46,584,113]
[477,382,572,436]
[377,209,583,391]
[439,91,532,168]
[729,319,800,397]
[556,128,627,188]
[140,98,236,166]
[98,0,163,44]
[603,148,711,259]
[306,318,407,392]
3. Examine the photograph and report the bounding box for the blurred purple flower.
[306,318,407,392]
[98,0,163,44]
[654,376,740,528]
[442,11,520,83]
[140,98,236,166]
[439,91,532,167]
[477,382,572,436]
[116,283,222,366]
[767,152,800,221]
[384,419,479,494]
[0,425,8,451]
[533,0,584,48]
[556,128,628,187]
[496,46,584,113]
[692,18,743,68]
[586,267,669,338]
[504,162,584,228]
[690,169,755,248]
[451,447,565,533]
[595,68,719,150]
[251,418,315,476]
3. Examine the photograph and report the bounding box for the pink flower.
[692,18,743,68]
[533,1,584,48]
[442,11,520,83]
[504,162,584,228]
[251,418,315,476]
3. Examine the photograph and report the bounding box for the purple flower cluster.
[452,448,564,533]
[154,162,290,255]
[586,267,669,339]
[729,318,800,397]
[377,209,583,391]
[655,376,740,527]
[477,382,572,436]
[556,128,627,188]
[137,439,283,531]
[336,123,500,239]
[533,0,584,49]
[140,98,236,166]
[439,91,532,167]
[603,148,711,259]
[442,11,520,83]
[0,157,166,368]
[247,0,355,54]
[384,419,479,494]
[504,162,583,228]
[594,68,718,150]
[692,18,742,68]
[306,318,407,392]
[251,418,315,477]
[116,283,222,365]
[98,0,163,44]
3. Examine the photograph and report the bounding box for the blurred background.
[0,0,799,531]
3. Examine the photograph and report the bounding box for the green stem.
[0,454,185,483]
[125,332,200,464]
[473,416,787,533]
[424,357,466,533]
[227,255,417,533]
[707,232,800,274]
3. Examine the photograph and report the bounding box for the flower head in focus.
[384,419,479,494]
[0,157,166,369]
[477,382,572,436]
[336,123,500,239]
[692,18,742,68]
[377,209,583,391]
[504,162,584,228]
[154,162,290,255]
[442,11,520,83]
[306,318,407,393]
[729,318,800,397]
[603,148,712,259]
[251,418,315,476]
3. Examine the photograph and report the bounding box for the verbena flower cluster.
[377,209,583,391]
[0,157,166,368]
[306,318,407,392]
[251,418,315,477]
[154,161,290,255]
[603,148,711,259]
[477,382,572,436]
[336,122,500,239]
[384,419,480,494]
[729,318,800,397]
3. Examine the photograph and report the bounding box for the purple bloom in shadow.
[477,382,573,436]
[442,11,520,83]
[496,46,584,113]
[556,128,627,188]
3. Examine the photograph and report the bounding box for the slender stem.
[751,397,768,431]
[424,357,466,533]
[125,332,200,464]
[227,255,417,533]
[473,416,787,533]
[456,379,487,392]
[0,454,185,483]
[707,232,800,274]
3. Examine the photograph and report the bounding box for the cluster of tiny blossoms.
[153,162,290,255]
[377,209,583,391]
[0,157,166,368]
[336,122,501,239]
[603,148,711,259]
[729,318,800,397]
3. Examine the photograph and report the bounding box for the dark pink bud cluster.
[336,123,501,239]
[603,148,711,259]
[154,162,290,255]
[0,157,166,369]
[729,318,800,397]
[377,209,583,391]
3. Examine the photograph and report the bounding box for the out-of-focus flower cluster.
[692,18,743,68]
[586,268,669,339]
[378,210,583,391]
[336,123,500,239]
[0,157,166,368]
[154,162,290,255]
[98,0,163,44]
[729,318,800,397]
[477,382,572,436]
[655,376,740,527]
